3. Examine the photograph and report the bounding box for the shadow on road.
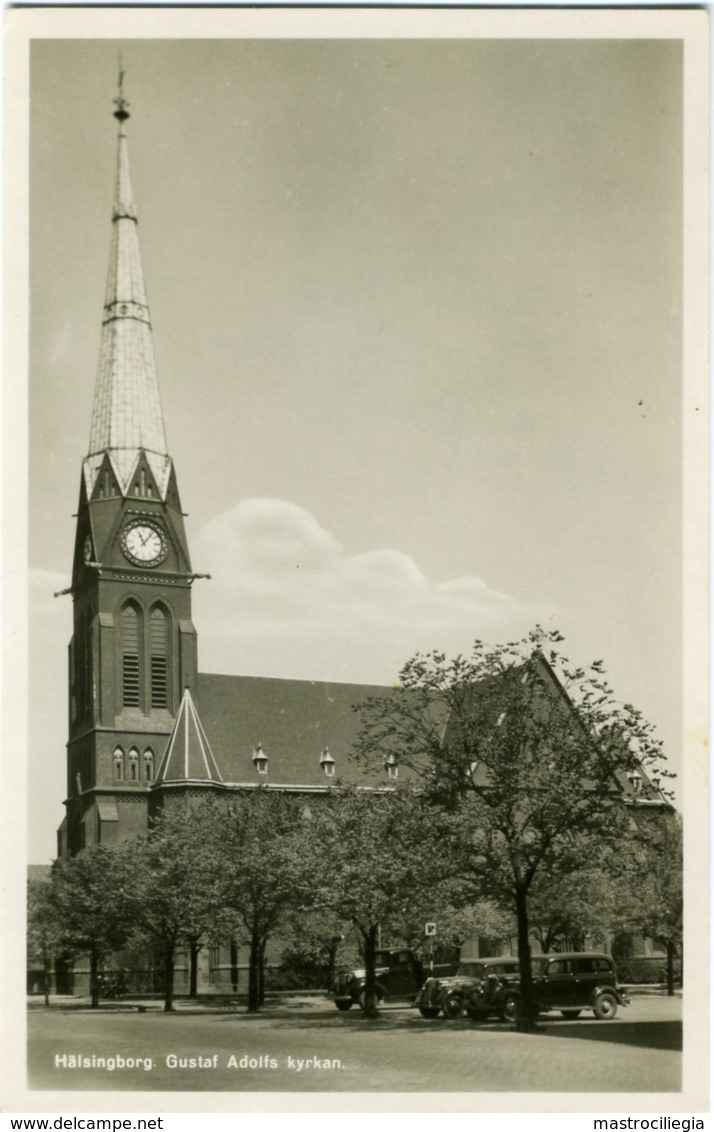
[203,1008,682,1053]
[539,1019,682,1052]
[28,1001,682,1054]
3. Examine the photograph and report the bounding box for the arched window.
[128,747,139,781]
[150,606,169,709]
[143,748,155,782]
[122,604,142,707]
[113,746,125,781]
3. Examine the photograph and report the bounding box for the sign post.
[425,923,437,972]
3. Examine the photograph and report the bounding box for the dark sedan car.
[467,952,630,1023]
[414,956,520,1020]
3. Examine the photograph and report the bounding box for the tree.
[217,790,316,1013]
[526,856,622,954]
[354,627,670,1031]
[27,874,58,1005]
[45,845,133,1009]
[620,810,683,995]
[126,798,230,1012]
[394,895,515,962]
[278,907,359,992]
[309,786,459,1017]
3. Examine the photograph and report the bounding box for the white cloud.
[192,499,541,683]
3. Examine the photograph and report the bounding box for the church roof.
[196,672,420,789]
[84,77,173,502]
[155,686,224,785]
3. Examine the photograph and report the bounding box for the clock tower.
[61,77,198,855]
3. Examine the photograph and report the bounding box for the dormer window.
[320,747,336,778]
[385,753,398,780]
[252,743,268,775]
[627,770,642,794]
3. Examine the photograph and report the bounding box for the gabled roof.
[155,687,224,785]
[447,652,669,803]
[195,672,414,788]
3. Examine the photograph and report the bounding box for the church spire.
[84,69,172,502]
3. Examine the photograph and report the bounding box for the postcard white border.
[2,5,709,1115]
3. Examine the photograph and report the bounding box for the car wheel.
[441,994,463,1020]
[592,993,618,1020]
[418,1006,441,1019]
[561,1010,582,1019]
[335,1000,352,1011]
[499,994,519,1024]
[466,1007,489,1023]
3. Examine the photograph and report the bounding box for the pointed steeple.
[155,687,224,784]
[84,68,173,502]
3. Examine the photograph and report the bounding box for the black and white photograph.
[2,5,709,1116]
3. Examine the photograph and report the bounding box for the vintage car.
[467,951,630,1023]
[414,956,520,1020]
[332,947,425,1011]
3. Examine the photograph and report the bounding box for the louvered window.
[122,605,141,707]
[150,607,169,709]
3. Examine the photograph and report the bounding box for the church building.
[54,83,671,993]
[60,85,397,868]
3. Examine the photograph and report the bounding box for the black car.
[414,956,520,1020]
[469,952,630,1023]
[333,948,425,1011]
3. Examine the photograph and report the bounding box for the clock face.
[120,520,168,567]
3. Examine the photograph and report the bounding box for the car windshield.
[531,957,551,976]
[456,964,484,978]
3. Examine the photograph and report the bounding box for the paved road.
[28,995,681,1094]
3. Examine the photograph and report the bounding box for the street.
[27,994,681,1094]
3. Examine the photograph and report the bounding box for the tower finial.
[113,56,130,123]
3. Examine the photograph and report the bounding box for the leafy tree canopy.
[352,627,673,1028]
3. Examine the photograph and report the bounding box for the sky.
[27,35,685,862]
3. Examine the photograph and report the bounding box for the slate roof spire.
[84,67,173,501]
[155,687,224,784]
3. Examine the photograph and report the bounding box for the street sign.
[425,922,437,936]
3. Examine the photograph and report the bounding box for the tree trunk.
[163,946,175,1012]
[230,936,239,992]
[247,922,260,1014]
[514,884,538,1033]
[326,937,339,992]
[258,939,267,1008]
[89,951,100,1010]
[43,952,51,1007]
[362,924,380,1019]
[666,940,676,997]
[189,940,200,998]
